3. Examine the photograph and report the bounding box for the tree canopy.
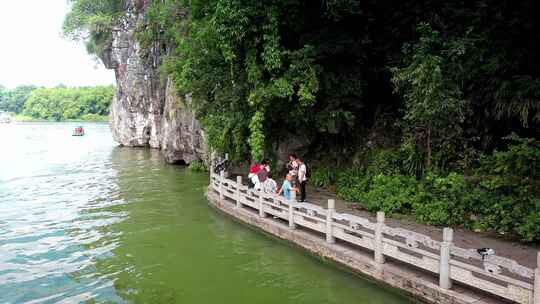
[0,85,37,114]
[63,0,123,56]
[0,85,114,121]
[127,0,539,165]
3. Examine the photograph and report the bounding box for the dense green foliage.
[0,85,37,114]
[157,0,321,161]
[0,85,114,121]
[66,0,540,240]
[63,0,123,56]
[65,0,540,160]
[310,136,540,241]
[130,0,540,165]
[391,23,468,169]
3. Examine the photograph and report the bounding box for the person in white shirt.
[262,173,278,194]
[255,159,271,190]
[248,163,261,189]
[297,157,307,202]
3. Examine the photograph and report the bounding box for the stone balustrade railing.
[209,171,540,304]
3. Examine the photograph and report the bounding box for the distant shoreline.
[12,114,108,123]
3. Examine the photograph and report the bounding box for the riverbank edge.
[9,114,108,122]
[14,118,108,122]
[206,188,505,304]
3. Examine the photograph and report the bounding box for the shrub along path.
[306,184,539,268]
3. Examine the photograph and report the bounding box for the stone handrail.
[210,171,540,304]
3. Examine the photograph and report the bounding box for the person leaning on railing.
[262,172,278,194]
[277,174,298,200]
[248,158,271,190]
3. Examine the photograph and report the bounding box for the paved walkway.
[305,184,539,269]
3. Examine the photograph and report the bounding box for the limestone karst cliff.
[100,0,205,164]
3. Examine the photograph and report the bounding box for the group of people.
[247,154,308,202]
[248,159,276,192]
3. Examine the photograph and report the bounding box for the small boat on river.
[72,126,85,136]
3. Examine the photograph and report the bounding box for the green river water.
[0,122,413,303]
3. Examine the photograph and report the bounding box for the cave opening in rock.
[172,159,187,166]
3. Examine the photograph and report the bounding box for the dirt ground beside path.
[305,184,539,269]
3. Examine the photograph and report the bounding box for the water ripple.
[0,123,124,303]
[0,123,411,304]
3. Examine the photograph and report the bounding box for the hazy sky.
[0,0,115,89]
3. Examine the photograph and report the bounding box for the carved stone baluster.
[236,175,242,208]
[223,153,229,177]
[439,227,453,290]
[326,199,335,244]
[374,211,385,265]
[289,191,296,229]
[259,192,266,218]
[219,171,224,202]
[534,251,540,303]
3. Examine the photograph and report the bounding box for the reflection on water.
[0,123,412,304]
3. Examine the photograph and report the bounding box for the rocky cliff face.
[101,0,205,164]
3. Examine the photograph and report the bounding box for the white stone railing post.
[374,211,385,265]
[236,176,242,208]
[534,251,540,303]
[288,191,296,229]
[439,227,453,290]
[326,199,335,244]
[210,152,215,179]
[223,153,229,178]
[259,192,266,218]
[219,171,225,201]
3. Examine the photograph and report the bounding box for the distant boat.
[72,126,85,136]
